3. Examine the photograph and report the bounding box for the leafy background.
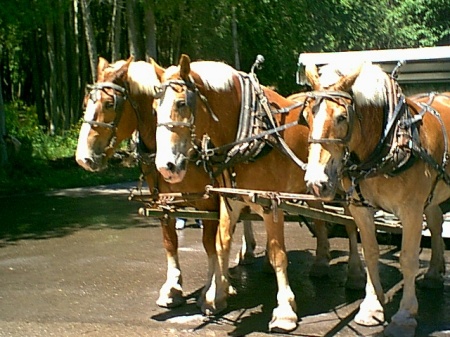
[0,0,449,194]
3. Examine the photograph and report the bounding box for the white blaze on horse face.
[155,88,187,183]
[310,100,328,140]
[304,101,332,193]
[75,98,97,170]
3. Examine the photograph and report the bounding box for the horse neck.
[129,93,157,153]
[196,83,241,146]
[351,104,385,162]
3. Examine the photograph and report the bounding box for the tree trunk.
[31,31,47,128]
[231,5,240,70]
[71,0,83,122]
[111,0,123,62]
[143,1,157,61]
[0,73,7,166]
[46,19,58,134]
[126,0,143,60]
[57,3,70,130]
[81,0,98,82]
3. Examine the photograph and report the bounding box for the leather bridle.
[305,90,356,145]
[155,78,219,131]
[83,81,129,150]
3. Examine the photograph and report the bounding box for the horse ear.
[304,63,321,90]
[148,57,165,81]
[335,63,363,92]
[116,57,132,79]
[179,54,191,81]
[97,57,109,81]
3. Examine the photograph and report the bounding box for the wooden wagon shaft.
[137,186,403,234]
[204,186,402,234]
[138,207,305,222]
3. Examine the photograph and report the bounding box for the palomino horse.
[153,54,365,332]
[303,61,449,337]
[75,57,257,310]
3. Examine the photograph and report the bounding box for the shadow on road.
[0,184,154,246]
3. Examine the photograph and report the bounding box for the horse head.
[153,54,193,182]
[76,56,164,172]
[303,62,362,200]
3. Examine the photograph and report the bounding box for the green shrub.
[1,102,140,195]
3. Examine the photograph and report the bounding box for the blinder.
[306,90,356,145]
[155,78,200,129]
[84,82,128,130]
[83,81,129,152]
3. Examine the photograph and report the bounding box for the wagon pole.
[205,186,402,234]
[133,186,402,235]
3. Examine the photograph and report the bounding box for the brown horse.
[75,57,258,310]
[303,61,449,337]
[153,54,365,332]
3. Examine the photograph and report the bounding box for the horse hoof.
[354,308,384,326]
[237,252,256,265]
[345,274,366,290]
[156,292,185,308]
[262,257,275,274]
[384,312,417,337]
[227,284,237,296]
[201,299,227,316]
[309,261,330,278]
[416,275,444,289]
[268,305,298,332]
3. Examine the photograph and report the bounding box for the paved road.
[0,183,449,336]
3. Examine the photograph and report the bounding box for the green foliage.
[0,101,139,195]
[387,0,450,46]
[5,101,78,160]
[0,156,140,196]
[1,0,450,150]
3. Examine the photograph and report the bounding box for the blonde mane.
[127,61,161,97]
[163,61,237,92]
[352,63,388,107]
[190,61,237,92]
[319,61,388,107]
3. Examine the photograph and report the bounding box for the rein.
[154,62,309,181]
[196,81,309,176]
[310,81,450,206]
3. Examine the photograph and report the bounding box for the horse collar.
[344,93,419,185]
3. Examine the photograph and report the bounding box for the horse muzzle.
[156,154,188,184]
[304,163,339,201]
[76,154,107,172]
[306,180,337,201]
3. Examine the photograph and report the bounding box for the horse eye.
[311,104,319,115]
[336,114,347,123]
[104,101,114,109]
[175,100,186,109]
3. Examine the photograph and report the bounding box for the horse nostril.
[166,162,176,172]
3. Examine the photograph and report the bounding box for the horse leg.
[384,209,422,337]
[343,206,365,290]
[197,219,219,309]
[156,218,185,308]
[418,205,445,288]
[306,200,331,278]
[236,219,257,265]
[260,208,297,332]
[350,205,385,326]
[200,197,241,315]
